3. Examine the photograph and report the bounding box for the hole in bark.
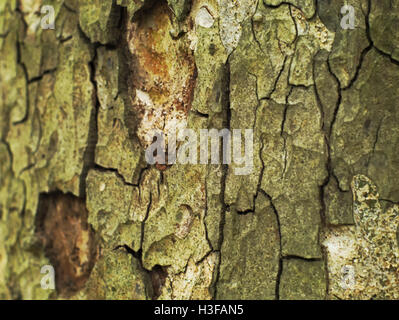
[150,264,168,300]
[35,191,98,297]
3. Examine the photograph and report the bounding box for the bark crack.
[260,190,282,300]
[212,58,231,299]
[79,43,100,197]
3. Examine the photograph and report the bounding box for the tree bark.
[1,0,399,300]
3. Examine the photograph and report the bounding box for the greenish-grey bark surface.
[0,0,399,300]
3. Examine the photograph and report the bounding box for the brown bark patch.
[126,0,197,150]
[150,264,168,300]
[35,192,98,297]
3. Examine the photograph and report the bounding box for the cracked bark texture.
[0,0,398,300]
